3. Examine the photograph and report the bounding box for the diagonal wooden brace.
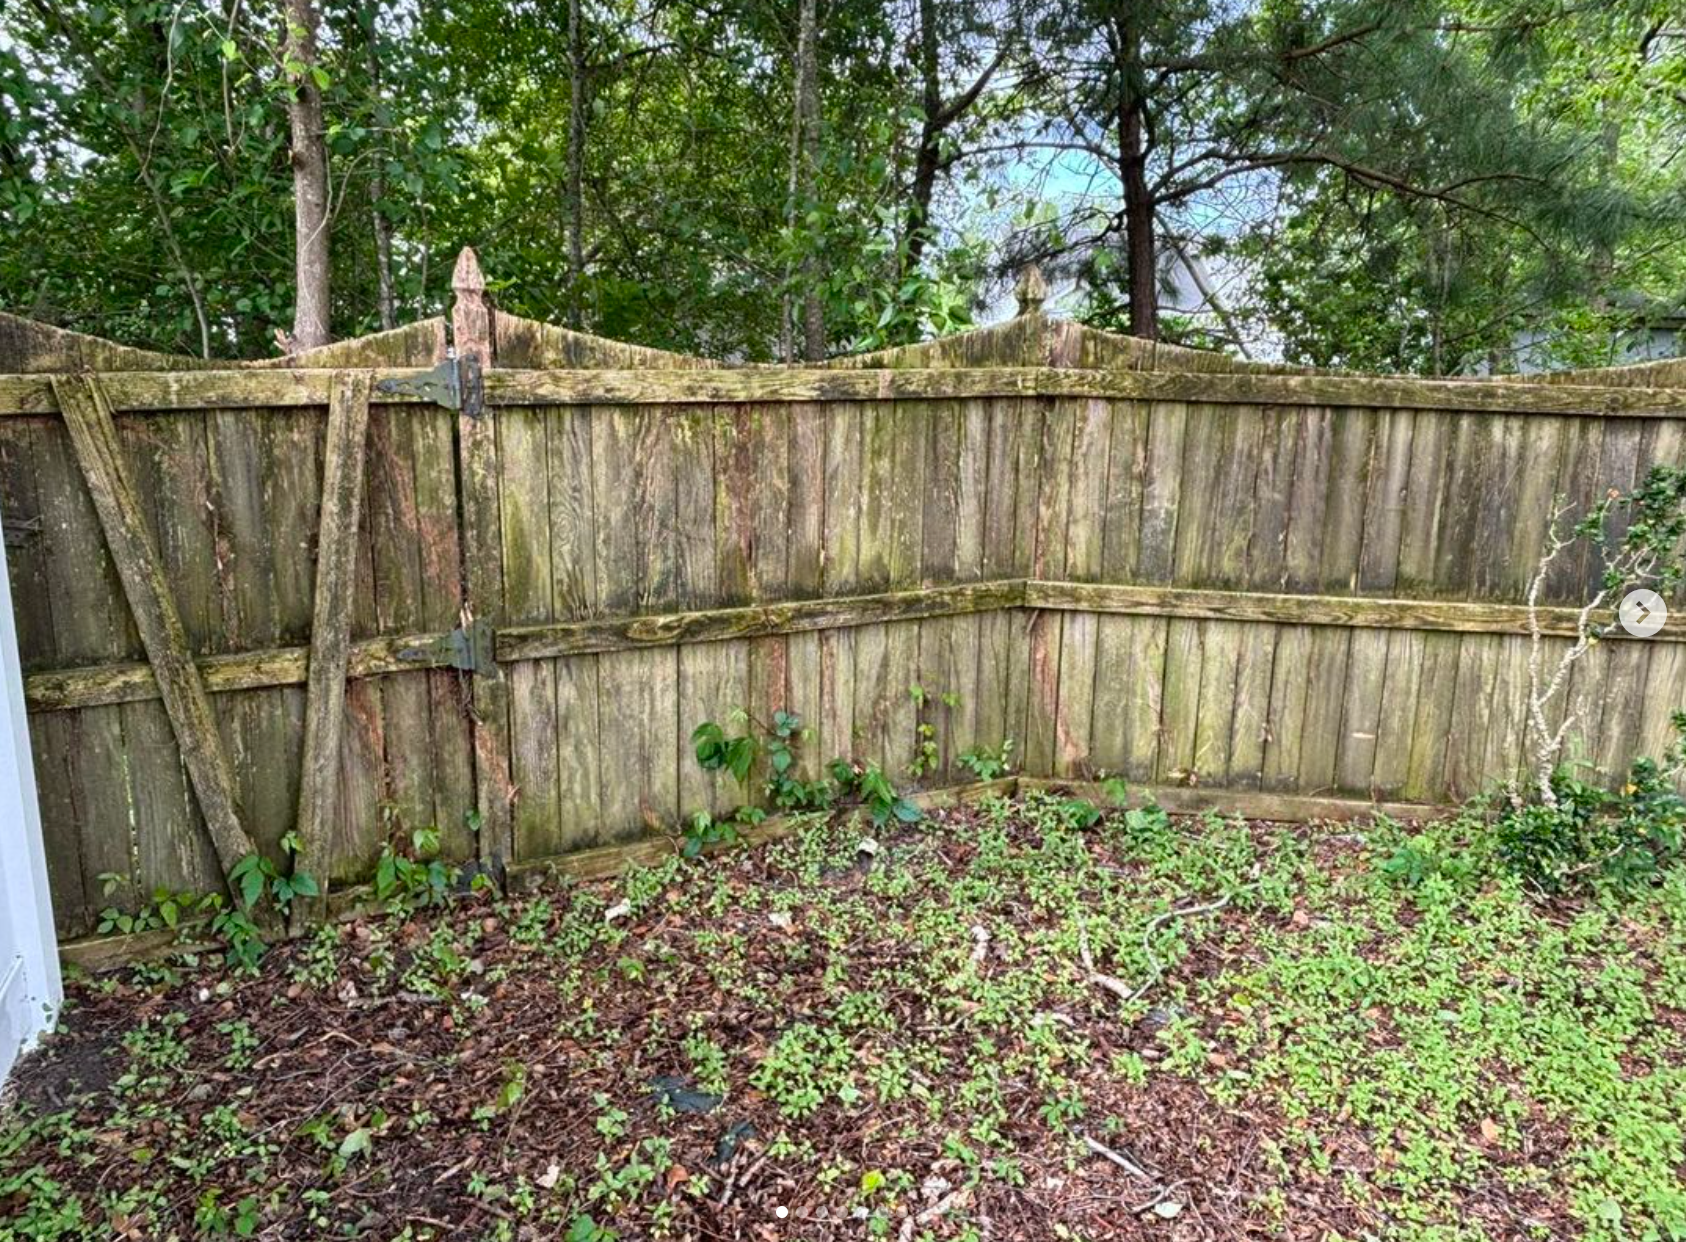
[51,374,259,881]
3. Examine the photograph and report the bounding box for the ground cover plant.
[3,792,1685,1240]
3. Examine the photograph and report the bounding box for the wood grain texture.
[11,364,1686,417]
[31,576,1680,718]
[453,249,514,872]
[294,371,374,904]
[51,374,257,881]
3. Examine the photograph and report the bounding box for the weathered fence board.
[294,371,374,910]
[52,375,257,880]
[7,275,1686,941]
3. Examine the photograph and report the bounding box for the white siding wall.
[0,530,61,1087]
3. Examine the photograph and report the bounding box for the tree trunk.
[902,0,942,282]
[781,89,799,362]
[364,3,396,331]
[566,0,587,327]
[796,0,824,361]
[1114,18,1156,340]
[285,0,331,350]
[371,174,396,331]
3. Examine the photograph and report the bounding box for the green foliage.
[689,709,922,847]
[209,905,267,974]
[1578,464,1686,596]
[1495,746,1686,895]
[95,878,215,937]
[373,826,456,910]
[762,711,832,812]
[908,721,940,780]
[828,759,920,828]
[0,0,999,360]
[748,1023,860,1119]
[1033,0,1685,369]
[905,686,960,780]
[1379,832,1482,891]
[566,1217,618,1242]
[0,1161,87,1240]
[839,217,987,353]
[957,738,1014,780]
[228,839,319,917]
[96,831,318,971]
[693,710,832,812]
[5,0,1682,373]
[691,719,756,788]
[679,808,761,860]
[1496,465,1686,894]
[7,797,1686,1237]
[193,1189,261,1237]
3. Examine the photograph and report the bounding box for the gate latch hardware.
[397,618,497,675]
[375,354,484,418]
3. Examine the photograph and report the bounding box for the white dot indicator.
[1620,589,1668,638]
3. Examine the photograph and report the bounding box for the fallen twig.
[1079,885,1257,1006]
[1079,1132,1157,1183]
[718,1148,770,1210]
[1128,891,1247,1003]
[1077,924,1134,1001]
[1130,1177,1188,1215]
[898,1186,972,1241]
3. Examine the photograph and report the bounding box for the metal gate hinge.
[375,354,484,418]
[397,618,497,674]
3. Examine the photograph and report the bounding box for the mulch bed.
[3,799,1636,1240]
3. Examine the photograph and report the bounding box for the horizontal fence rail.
[4,254,1685,945]
[3,366,1686,417]
[18,581,1662,715]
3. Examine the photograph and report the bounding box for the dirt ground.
[3,792,1684,1241]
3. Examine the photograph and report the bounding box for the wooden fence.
[5,251,1686,941]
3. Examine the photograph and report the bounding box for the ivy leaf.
[230,854,265,910]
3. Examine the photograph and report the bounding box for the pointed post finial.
[453,245,486,297]
[1015,263,1048,318]
[451,246,492,369]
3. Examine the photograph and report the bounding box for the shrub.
[1494,746,1686,895]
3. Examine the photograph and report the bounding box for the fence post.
[0,502,61,1084]
[452,248,514,877]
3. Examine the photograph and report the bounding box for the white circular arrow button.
[1620,588,1668,638]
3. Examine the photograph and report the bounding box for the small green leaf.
[338,1128,372,1160]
